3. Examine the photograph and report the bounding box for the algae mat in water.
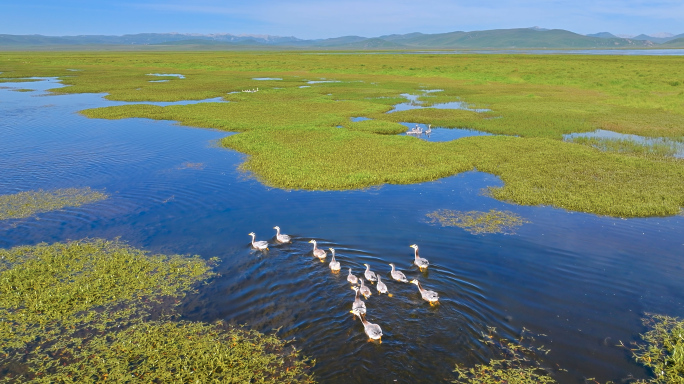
[2,52,684,217]
[426,209,529,234]
[0,239,313,383]
[0,187,108,221]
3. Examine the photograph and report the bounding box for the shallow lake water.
[565,129,684,158]
[2,78,684,383]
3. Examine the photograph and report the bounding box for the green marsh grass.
[0,239,314,383]
[568,136,679,158]
[630,314,684,384]
[0,187,108,221]
[3,52,684,217]
[426,209,529,234]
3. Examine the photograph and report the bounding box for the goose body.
[248,232,269,251]
[389,263,408,283]
[411,279,439,303]
[329,248,341,271]
[410,244,429,270]
[357,313,382,341]
[376,275,388,294]
[273,226,291,243]
[309,240,326,260]
[425,124,432,134]
[363,263,377,282]
[359,277,372,298]
[351,287,366,316]
[347,268,359,285]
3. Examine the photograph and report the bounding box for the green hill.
[387,28,654,48]
[662,37,684,47]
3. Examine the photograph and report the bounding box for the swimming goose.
[248,232,268,251]
[347,268,359,285]
[273,226,291,243]
[411,279,439,304]
[376,275,388,295]
[363,263,377,282]
[356,313,382,341]
[359,277,372,298]
[309,240,326,260]
[329,248,341,271]
[350,286,366,316]
[425,124,432,134]
[410,244,429,270]
[389,263,408,283]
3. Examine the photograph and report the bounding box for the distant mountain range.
[1,27,683,49]
[587,32,684,44]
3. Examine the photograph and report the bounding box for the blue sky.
[3,0,683,38]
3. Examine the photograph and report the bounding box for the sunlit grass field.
[1,51,683,217]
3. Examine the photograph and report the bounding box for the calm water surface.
[1,79,684,383]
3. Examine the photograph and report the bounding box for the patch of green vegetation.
[426,209,529,234]
[344,119,407,134]
[0,187,108,221]
[630,314,684,384]
[2,52,684,217]
[0,78,40,83]
[453,328,556,384]
[568,136,679,158]
[0,239,314,383]
[11,88,33,92]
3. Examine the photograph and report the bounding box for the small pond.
[147,73,185,79]
[388,93,490,113]
[565,129,684,158]
[2,78,684,384]
[400,123,494,142]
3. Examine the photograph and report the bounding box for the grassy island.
[0,239,314,383]
[1,51,683,217]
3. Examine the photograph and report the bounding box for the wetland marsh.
[1,51,684,383]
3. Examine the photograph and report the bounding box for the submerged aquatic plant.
[630,314,684,383]
[426,209,529,234]
[453,328,556,384]
[0,187,108,221]
[0,239,314,383]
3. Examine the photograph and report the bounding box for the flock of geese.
[242,87,259,93]
[248,226,440,342]
[406,124,432,135]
